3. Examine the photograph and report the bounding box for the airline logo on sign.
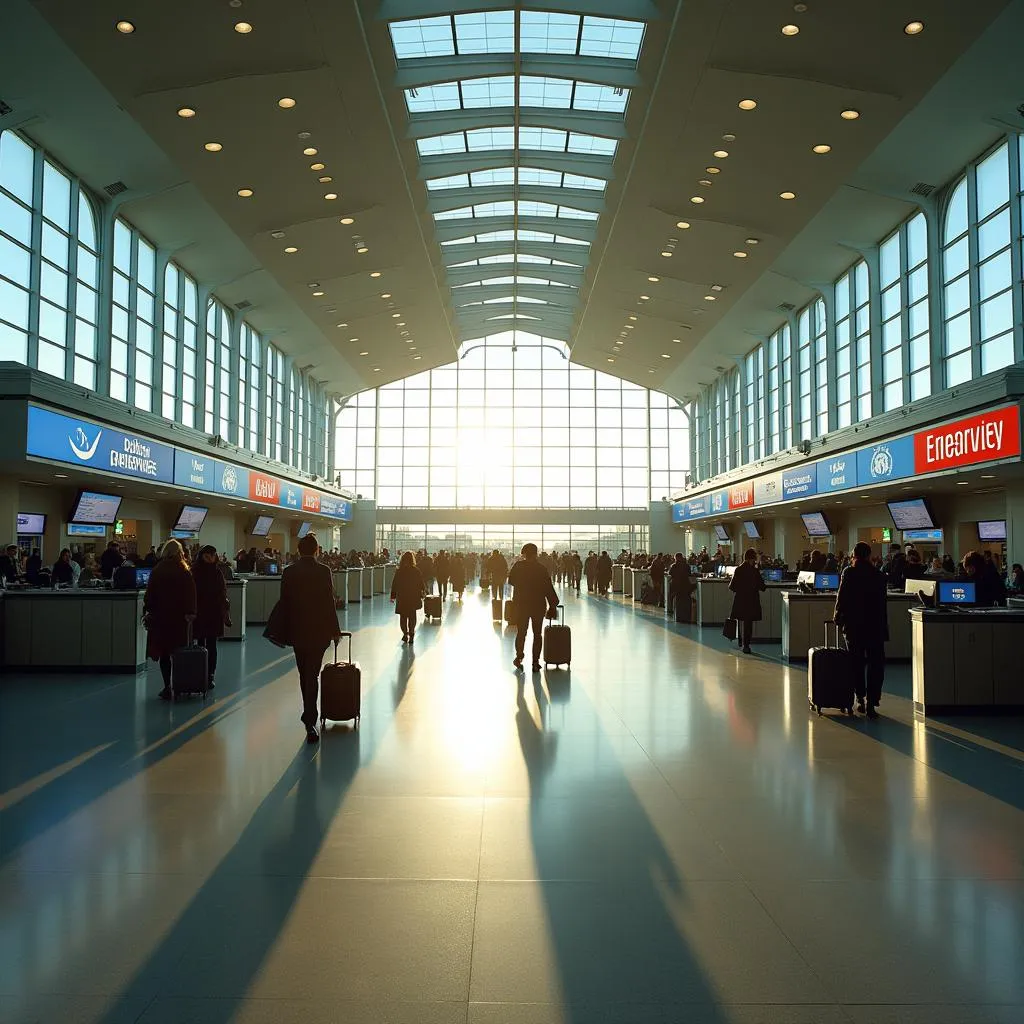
[302,491,321,513]
[710,490,727,514]
[279,483,302,509]
[249,472,280,505]
[728,481,753,510]
[782,467,815,499]
[753,472,782,506]
[816,454,854,493]
[914,405,1021,473]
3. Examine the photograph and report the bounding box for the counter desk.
[225,580,246,640]
[696,578,788,642]
[2,588,146,671]
[383,564,396,593]
[361,568,373,600]
[911,607,1024,715]
[331,571,347,610]
[781,591,916,662]
[239,575,282,625]
[346,568,362,603]
[624,567,643,599]
[612,564,625,594]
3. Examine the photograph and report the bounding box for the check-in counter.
[2,589,146,671]
[781,591,916,662]
[332,571,347,609]
[384,564,396,594]
[622,568,634,598]
[362,567,373,599]
[372,565,385,595]
[911,607,1024,714]
[347,568,362,603]
[225,580,246,640]
[631,570,650,606]
[696,578,732,626]
[241,575,282,625]
[612,564,625,594]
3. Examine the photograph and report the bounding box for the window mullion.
[967,169,982,381]
[1009,136,1024,365]
[26,146,43,371]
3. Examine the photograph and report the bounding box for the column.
[1005,480,1024,570]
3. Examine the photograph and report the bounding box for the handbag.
[722,618,737,641]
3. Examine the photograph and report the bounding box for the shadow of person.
[393,646,415,708]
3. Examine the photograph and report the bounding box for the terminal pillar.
[1005,480,1024,570]
[0,484,17,548]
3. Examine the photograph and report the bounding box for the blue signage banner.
[856,434,915,486]
[708,490,728,515]
[683,496,709,520]
[671,502,685,524]
[173,451,219,491]
[319,495,353,521]
[214,462,248,497]
[27,406,175,483]
[279,481,303,510]
[782,467,816,500]
[816,452,857,493]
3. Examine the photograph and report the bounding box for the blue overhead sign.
[27,406,174,483]
[319,495,353,521]
[671,502,685,524]
[279,481,303,510]
[782,467,816,500]
[214,462,248,497]
[708,490,728,515]
[855,435,915,486]
[816,452,856,493]
[173,451,219,491]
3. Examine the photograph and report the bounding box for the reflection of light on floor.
[0,742,114,811]
[782,669,791,737]
[911,719,930,802]
[807,716,815,764]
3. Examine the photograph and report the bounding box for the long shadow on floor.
[515,673,727,1021]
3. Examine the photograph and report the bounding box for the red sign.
[249,472,280,505]
[728,481,754,510]
[302,490,320,513]
[914,405,1021,474]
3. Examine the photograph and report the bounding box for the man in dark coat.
[100,541,124,580]
[884,544,907,591]
[487,549,509,601]
[435,550,450,601]
[729,549,766,654]
[279,532,342,743]
[0,544,19,583]
[667,553,693,621]
[834,541,889,718]
[508,543,559,672]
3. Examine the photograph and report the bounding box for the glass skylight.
[519,13,645,61]
[406,76,627,115]
[390,12,515,60]
[418,126,616,158]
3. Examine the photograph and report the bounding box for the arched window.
[834,259,871,426]
[204,299,230,435]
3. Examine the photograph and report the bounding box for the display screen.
[800,512,831,537]
[297,522,312,539]
[814,573,840,591]
[761,568,783,583]
[266,562,279,575]
[251,515,274,537]
[743,521,761,540]
[135,568,152,588]
[903,528,943,542]
[17,513,46,534]
[67,523,107,537]
[69,490,123,525]
[887,498,936,531]
[173,505,208,532]
[169,529,194,539]
[938,580,976,605]
[713,524,730,542]
[977,520,1007,541]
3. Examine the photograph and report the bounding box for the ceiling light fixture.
[318,176,332,183]
[628,315,638,321]
[310,162,325,171]
[812,143,832,154]
[712,150,729,159]
[703,294,716,301]
[699,179,713,186]
[624,325,634,330]
[278,97,296,109]
[324,193,338,200]
[733,251,748,258]
[337,322,348,328]
[676,221,691,230]
[234,22,254,34]
[722,133,736,142]
[660,250,673,258]
[340,217,354,225]
[397,321,406,327]
[607,358,615,363]
[359,351,368,356]
[904,21,924,35]
[349,337,359,343]
[380,292,391,299]
[672,338,682,343]
[373,367,380,372]
[710,284,723,291]
[236,188,253,197]
[312,290,324,296]
[648,276,660,282]
[413,355,421,360]
[781,23,800,35]
[639,294,650,301]
[391,312,401,318]
[204,142,223,152]
[705,166,721,174]
[271,230,286,239]
[661,353,671,359]
[370,271,382,278]
[745,237,760,245]
[177,106,196,118]
[115,20,135,34]
[356,244,368,254]
[690,196,705,204]
[303,147,318,156]
[738,99,757,110]
[284,246,298,254]
[840,109,860,120]
[779,191,797,200]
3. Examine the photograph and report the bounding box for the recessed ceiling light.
[722,133,736,142]
[356,245,368,254]
[672,338,682,343]
[340,217,354,225]
[904,21,924,35]
[391,312,401,318]
[738,99,757,110]
[284,246,298,253]
[705,166,721,174]
[349,337,359,343]
[981,474,996,479]
[234,21,253,34]
[712,150,729,160]
[699,179,713,186]
[177,106,196,118]
[781,23,800,35]
[956,480,969,486]
[676,221,690,230]
[840,109,860,120]
[278,97,296,109]
[115,20,135,34]
[661,353,671,359]
[745,237,759,245]
[704,294,716,301]
[710,284,723,291]
[373,367,380,372]
[204,142,223,152]
[648,369,655,374]
[310,162,325,171]
[370,271,382,279]
[312,290,324,296]
[812,144,832,154]
[324,193,338,200]
[733,251,748,258]
[690,196,705,204]
[628,315,638,321]
[412,355,421,360]
[779,191,797,200]
[660,250,672,258]
[647,276,660,282]
[236,188,254,198]
[318,176,332,184]
[396,321,405,326]
[303,147,318,156]
[380,292,391,298]
[607,358,615,363]
[55,472,68,478]
[271,230,286,239]
[624,324,635,330]
[639,294,650,300]
[409,346,417,351]
[337,322,348,328]
[297,132,312,141]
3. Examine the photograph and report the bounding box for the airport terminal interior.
[3,1,1024,1022]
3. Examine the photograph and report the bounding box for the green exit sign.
[882,528,892,542]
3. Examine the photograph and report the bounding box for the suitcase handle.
[824,622,847,651]
[555,602,564,625]
[335,631,353,664]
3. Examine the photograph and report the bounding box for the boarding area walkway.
[2,583,1023,1024]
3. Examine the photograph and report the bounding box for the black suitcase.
[491,597,503,621]
[808,624,856,717]
[424,595,442,619]
[543,604,571,668]
[171,616,209,700]
[321,632,361,727]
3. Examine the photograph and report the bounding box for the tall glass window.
[161,263,179,420]
[812,298,827,434]
[204,299,230,435]
[796,308,812,442]
[246,325,261,451]
[181,275,198,428]
[743,347,763,463]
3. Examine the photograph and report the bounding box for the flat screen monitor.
[977,519,1006,542]
[743,521,761,540]
[169,529,195,540]
[903,528,943,542]
[796,570,816,586]
[297,521,312,539]
[800,511,831,537]
[135,568,152,588]
[265,562,279,576]
[713,523,730,542]
[67,523,107,537]
[814,572,840,591]
[887,498,937,531]
[173,505,208,533]
[17,512,47,534]
[938,580,976,606]
[761,568,784,583]
[723,565,737,578]
[905,578,937,598]
[251,515,274,537]
[69,490,122,525]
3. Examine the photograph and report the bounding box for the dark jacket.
[193,560,229,638]
[487,552,509,580]
[885,552,907,590]
[278,556,340,650]
[449,554,466,591]
[100,547,124,580]
[668,558,693,591]
[52,558,75,586]
[833,561,889,642]
[729,562,766,622]
[0,554,18,582]
[144,559,197,660]
[434,553,450,584]
[507,557,558,621]
[596,553,613,583]
[390,563,425,615]
[973,564,1007,608]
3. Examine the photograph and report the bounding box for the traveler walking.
[143,540,197,700]
[193,544,230,689]
[435,550,450,601]
[486,549,508,601]
[507,543,559,672]
[596,551,613,594]
[390,550,426,643]
[728,548,766,654]
[450,551,466,599]
[667,552,693,621]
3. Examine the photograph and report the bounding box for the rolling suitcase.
[808,623,856,717]
[543,604,571,668]
[171,615,209,700]
[491,597,503,621]
[424,595,442,620]
[321,631,360,727]
[503,588,516,625]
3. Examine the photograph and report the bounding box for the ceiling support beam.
[441,241,589,267]
[379,0,658,24]
[408,106,626,140]
[446,263,584,286]
[419,149,615,181]
[426,183,605,215]
[433,215,597,243]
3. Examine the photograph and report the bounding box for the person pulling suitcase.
[507,543,559,673]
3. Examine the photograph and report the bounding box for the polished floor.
[2,583,1024,1024]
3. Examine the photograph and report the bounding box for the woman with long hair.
[390,550,425,643]
[143,539,196,699]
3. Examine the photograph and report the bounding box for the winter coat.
[449,555,466,591]
[434,553,450,584]
[834,561,889,642]
[144,559,197,660]
[729,562,766,622]
[193,560,230,638]
[391,564,426,615]
[278,557,340,650]
[507,557,559,621]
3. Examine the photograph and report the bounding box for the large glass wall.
[336,333,689,509]
[377,522,648,556]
